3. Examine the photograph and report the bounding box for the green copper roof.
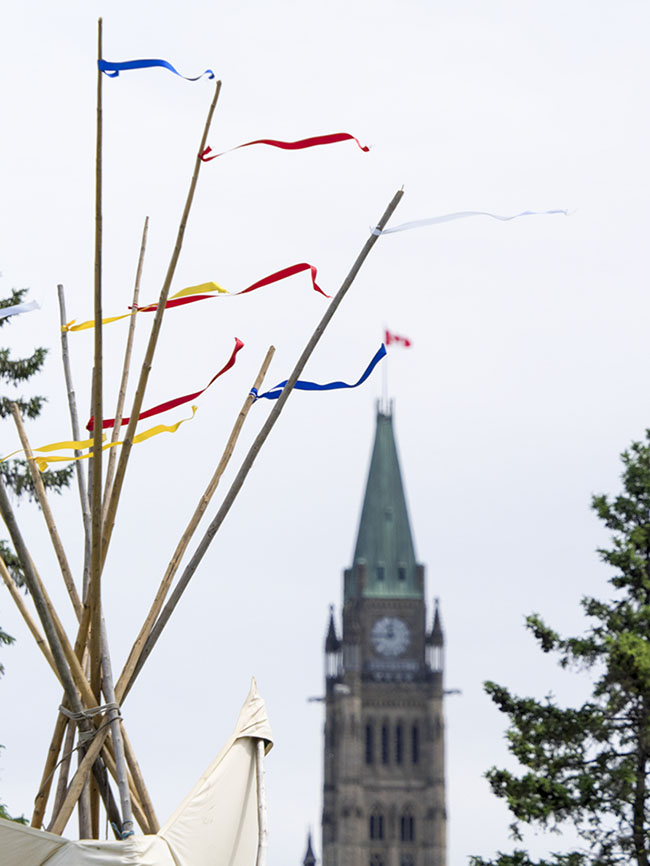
[351,409,420,598]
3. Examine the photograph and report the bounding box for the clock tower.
[322,407,446,866]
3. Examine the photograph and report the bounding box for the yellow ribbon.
[64,313,134,332]
[1,435,103,464]
[171,281,227,299]
[14,409,197,471]
[62,282,227,332]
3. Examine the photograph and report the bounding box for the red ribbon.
[87,338,244,432]
[134,264,329,315]
[200,132,369,161]
[133,294,219,314]
[233,262,329,298]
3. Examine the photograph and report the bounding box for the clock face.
[371,616,410,657]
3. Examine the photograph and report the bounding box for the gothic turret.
[303,831,317,866]
[324,605,341,681]
[427,598,445,674]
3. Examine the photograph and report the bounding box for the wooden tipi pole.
[0,478,121,830]
[58,284,92,596]
[101,80,222,570]
[10,405,82,619]
[116,345,275,700]
[126,189,404,691]
[88,15,105,726]
[103,215,149,516]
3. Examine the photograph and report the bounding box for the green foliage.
[0,748,27,824]
[1,458,72,508]
[0,605,22,822]
[475,431,650,866]
[0,627,14,677]
[0,285,73,822]
[470,851,586,866]
[0,804,28,823]
[0,287,73,588]
[0,541,22,589]
[0,289,47,420]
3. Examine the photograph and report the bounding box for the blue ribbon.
[98,59,215,81]
[254,344,387,401]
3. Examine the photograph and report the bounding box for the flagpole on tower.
[382,328,412,414]
[382,341,389,414]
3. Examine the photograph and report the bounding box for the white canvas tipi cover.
[0,679,273,866]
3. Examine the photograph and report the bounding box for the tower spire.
[350,407,419,598]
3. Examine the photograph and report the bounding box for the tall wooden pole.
[89,15,104,704]
[58,281,93,836]
[101,79,222,571]
[116,346,275,701]
[10,405,82,620]
[103,215,149,517]
[58,284,92,596]
[89,21,105,834]
[47,721,76,832]
[100,617,134,836]
[0,477,121,831]
[32,711,68,829]
[0,556,57,675]
[128,189,404,689]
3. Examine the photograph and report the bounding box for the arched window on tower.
[400,809,415,842]
[411,724,419,764]
[400,856,414,866]
[395,722,403,764]
[327,716,336,749]
[369,809,385,840]
[381,721,390,764]
[365,721,374,765]
[370,856,384,866]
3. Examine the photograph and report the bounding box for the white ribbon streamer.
[372,209,569,235]
[0,300,40,320]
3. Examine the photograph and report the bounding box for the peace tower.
[321,407,446,866]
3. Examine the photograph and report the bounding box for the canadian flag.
[384,329,412,348]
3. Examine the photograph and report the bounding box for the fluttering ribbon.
[372,209,569,235]
[200,132,369,161]
[87,338,244,432]
[222,263,328,298]
[30,409,198,471]
[63,263,328,333]
[98,59,215,80]
[252,344,387,401]
[0,300,40,321]
[1,435,103,465]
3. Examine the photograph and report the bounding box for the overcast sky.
[1,1,650,863]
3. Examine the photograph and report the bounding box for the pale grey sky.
[1,2,650,864]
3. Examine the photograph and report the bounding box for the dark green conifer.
[473,433,650,866]
[0,288,73,586]
[0,286,72,823]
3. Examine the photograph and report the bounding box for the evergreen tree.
[0,288,73,585]
[0,627,26,823]
[472,432,650,866]
[0,287,72,823]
